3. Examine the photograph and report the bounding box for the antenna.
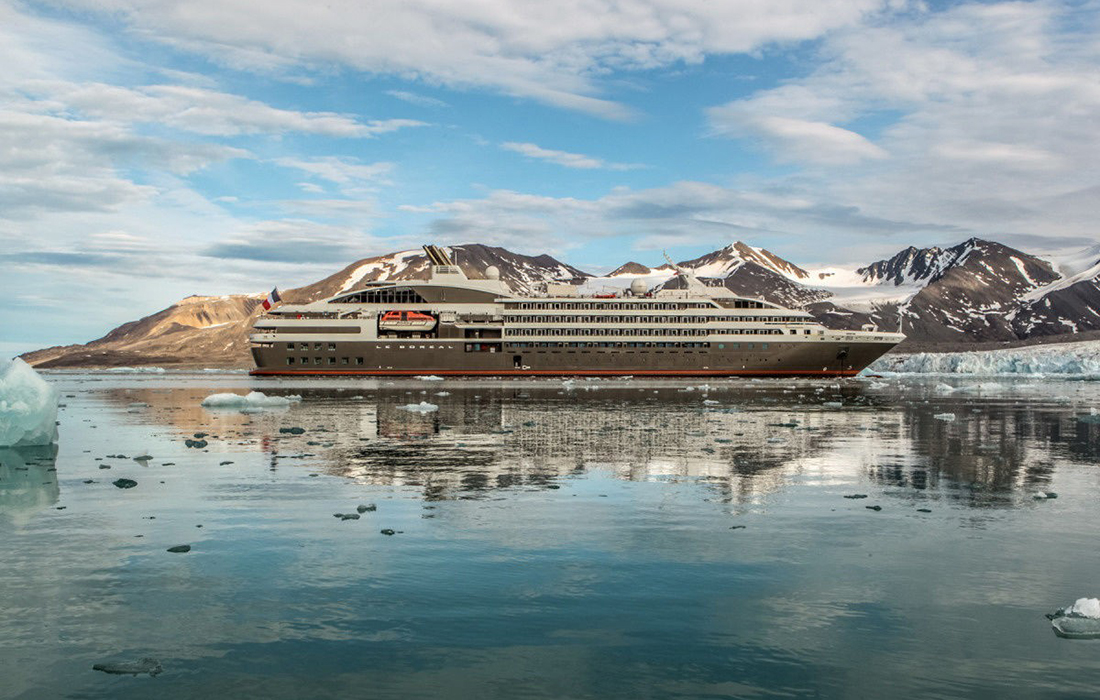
[662,250,710,295]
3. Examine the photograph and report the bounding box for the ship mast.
[662,251,713,296]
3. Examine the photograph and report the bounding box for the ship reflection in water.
[3,373,1100,699]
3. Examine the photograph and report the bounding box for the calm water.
[2,373,1100,699]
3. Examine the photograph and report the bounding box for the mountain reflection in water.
[3,373,1100,699]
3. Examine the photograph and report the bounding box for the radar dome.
[484,265,500,280]
[630,278,648,296]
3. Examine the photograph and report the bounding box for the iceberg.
[200,391,302,412]
[867,341,1100,376]
[0,359,59,447]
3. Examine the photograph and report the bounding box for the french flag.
[261,288,282,311]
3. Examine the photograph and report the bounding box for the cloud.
[708,113,888,164]
[399,179,962,259]
[386,90,448,108]
[703,0,1100,241]
[20,82,425,137]
[40,0,890,117]
[201,219,384,263]
[275,157,394,186]
[500,142,645,170]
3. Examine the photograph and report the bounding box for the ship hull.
[249,339,895,377]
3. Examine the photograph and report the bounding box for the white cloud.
[42,0,890,118]
[276,157,394,186]
[704,0,1100,240]
[18,81,425,137]
[500,142,645,170]
[386,90,449,108]
[708,112,888,164]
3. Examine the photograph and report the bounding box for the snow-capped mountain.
[21,238,1100,368]
[678,242,811,282]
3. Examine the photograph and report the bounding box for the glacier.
[0,359,59,447]
[867,341,1100,376]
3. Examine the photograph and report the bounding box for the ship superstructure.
[249,245,904,376]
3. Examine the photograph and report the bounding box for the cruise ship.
[249,245,904,376]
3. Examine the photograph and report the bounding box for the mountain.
[607,261,672,277]
[23,294,263,369]
[21,237,1100,369]
[678,242,811,282]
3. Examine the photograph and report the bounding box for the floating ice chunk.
[1052,617,1100,639]
[415,375,444,381]
[933,412,956,421]
[0,359,59,447]
[102,366,166,373]
[822,401,843,408]
[1065,598,1100,618]
[1050,598,1100,639]
[200,391,302,412]
[703,399,720,405]
[934,383,955,394]
[435,391,451,396]
[399,401,438,413]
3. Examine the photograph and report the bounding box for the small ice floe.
[703,399,720,405]
[1048,598,1100,639]
[92,657,163,676]
[399,401,438,413]
[435,391,451,396]
[934,383,955,394]
[200,392,302,411]
[933,412,956,421]
[1033,491,1058,500]
[822,401,843,408]
[415,375,444,381]
[0,359,59,447]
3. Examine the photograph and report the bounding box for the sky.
[1,0,1098,355]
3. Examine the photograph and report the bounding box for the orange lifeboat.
[379,310,437,332]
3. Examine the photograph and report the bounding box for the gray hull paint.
[250,339,895,377]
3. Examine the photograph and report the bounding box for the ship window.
[300,343,309,350]
[327,357,336,365]
[286,343,294,350]
[287,357,295,365]
[329,287,427,304]
[314,357,322,365]
[314,343,322,350]
[761,343,769,350]
[341,357,349,365]
[355,357,364,365]
[328,343,336,351]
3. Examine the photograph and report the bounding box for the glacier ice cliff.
[867,341,1100,376]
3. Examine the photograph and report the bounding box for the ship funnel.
[423,244,466,280]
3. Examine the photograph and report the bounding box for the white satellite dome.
[484,265,501,280]
[630,278,648,296]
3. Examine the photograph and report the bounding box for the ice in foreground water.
[1049,598,1100,639]
[0,359,59,447]
[200,392,302,411]
[399,401,439,413]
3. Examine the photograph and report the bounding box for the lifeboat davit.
[379,310,437,332]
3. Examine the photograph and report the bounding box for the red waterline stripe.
[249,368,859,377]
